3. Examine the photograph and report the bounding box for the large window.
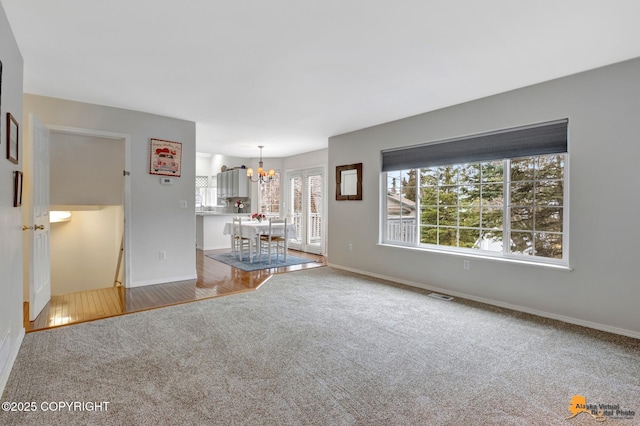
[382,120,568,265]
[195,175,217,210]
[259,171,281,215]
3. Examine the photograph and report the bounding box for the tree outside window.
[259,172,280,215]
[384,154,565,261]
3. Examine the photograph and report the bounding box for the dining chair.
[259,217,288,265]
[233,217,254,263]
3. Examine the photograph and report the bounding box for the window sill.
[377,243,573,271]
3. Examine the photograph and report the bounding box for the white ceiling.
[3,1,640,158]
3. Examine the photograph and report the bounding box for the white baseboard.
[328,263,640,340]
[127,273,198,288]
[197,244,230,250]
[0,327,25,397]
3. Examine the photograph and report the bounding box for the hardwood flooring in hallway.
[24,249,325,332]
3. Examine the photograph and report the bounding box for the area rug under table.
[206,251,316,271]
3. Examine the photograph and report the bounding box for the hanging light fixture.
[247,145,275,184]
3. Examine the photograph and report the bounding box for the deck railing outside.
[291,213,323,245]
[387,217,417,244]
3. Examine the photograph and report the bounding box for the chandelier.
[247,145,275,184]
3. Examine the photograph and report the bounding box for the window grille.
[196,176,209,188]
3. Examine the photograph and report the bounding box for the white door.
[287,167,325,255]
[25,114,51,321]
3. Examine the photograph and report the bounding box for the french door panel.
[306,174,323,254]
[287,169,324,255]
[289,175,303,250]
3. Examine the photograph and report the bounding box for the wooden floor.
[25,249,325,332]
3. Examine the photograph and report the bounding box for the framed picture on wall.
[149,138,182,177]
[7,112,18,164]
[0,60,3,145]
[14,171,22,207]
[336,163,363,200]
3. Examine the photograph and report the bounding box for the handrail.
[113,234,124,287]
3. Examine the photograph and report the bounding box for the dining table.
[222,219,297,250]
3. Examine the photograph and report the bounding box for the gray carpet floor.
[1,267,639,425]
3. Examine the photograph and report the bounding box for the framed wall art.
[336,163,362,200]
[149,138,182,177]
[0,60,3,145]
[13,170,23,207]
[7,112,18,164]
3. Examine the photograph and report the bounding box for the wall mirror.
[336,163,362,200]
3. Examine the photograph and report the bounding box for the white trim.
[257,170,281,215]
[377,243,573,271]
[46,125,132,288]
[128,273,198,288]
[284,165,327,255]
[0,328,25,397]
[381,154,569,268]
[327,263,640,340]
[563,153,571,266]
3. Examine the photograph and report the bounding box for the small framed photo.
[7,112,18,164]
[150,138,182,177]
[13,170,23,207]
[0,60,3,144]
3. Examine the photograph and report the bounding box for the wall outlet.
[348,243,353,251]
[463,259,470,270]
[159,250,166,260]
[179,200,188,208]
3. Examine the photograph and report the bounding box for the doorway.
[24,121,131,318]
[48,130,126,294]
[286,167,326,255]
[50,205,124,294]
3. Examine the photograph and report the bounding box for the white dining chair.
[233,217,254,263]
[259,217,288,265]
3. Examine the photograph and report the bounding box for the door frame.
[284,165,327,255]
[45,125,132,287]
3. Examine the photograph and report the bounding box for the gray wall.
[328,58,640,338]
[24,94,197,287]
[0,2,25,394]
[283,148,328,172]
[50,132,124,206]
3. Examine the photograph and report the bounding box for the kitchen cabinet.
[217,171,227,198]
[216,169,249,199]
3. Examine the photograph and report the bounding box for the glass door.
[287,167,325,255]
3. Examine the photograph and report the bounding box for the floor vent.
[428,293,454,301]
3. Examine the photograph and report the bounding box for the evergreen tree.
[391,154,563,258]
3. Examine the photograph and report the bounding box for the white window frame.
[381,154,570,268]
[258,171,281,215]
